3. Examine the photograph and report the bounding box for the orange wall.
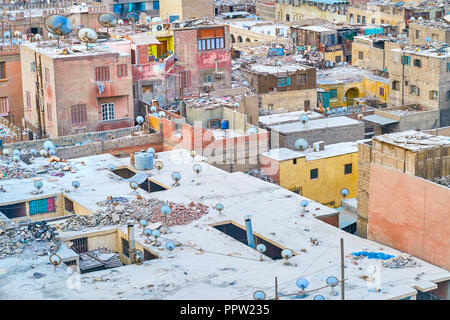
[368,163,450,270]
[0,52,23,127]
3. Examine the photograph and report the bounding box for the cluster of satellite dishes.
[2,140,58,165]
[40,13,119,50]
[253,275,340,300]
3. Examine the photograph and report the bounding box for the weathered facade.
[408,20,450,46]
[20,41,133,138]
[159,0,215,21]
[275,0,348,24]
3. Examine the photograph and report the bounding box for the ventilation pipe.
[127,222,136,264]
[244,215,255,249]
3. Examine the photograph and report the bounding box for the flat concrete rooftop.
[268,116,363,134]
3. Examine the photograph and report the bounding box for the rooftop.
[268,116,363,134]
[259,111,324,127]
[392,45,450,59]
[373,131,450,152]
[317,66,389,85]
[0,150,449,299]
[245,63,311,75]
[261,141,359,162]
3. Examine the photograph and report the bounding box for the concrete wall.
[351,37,385,71]
[356,141,371,238]
[368,163,450,270]
[260,89,317,113]
[256,3,276,21]
[276,3,347,24]
[374,107,440,132]
[276,122,365,149]
[409,23,450,46]
[159,0,214,20]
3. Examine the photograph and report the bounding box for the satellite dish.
[40,149,48,157]
[313,295,325,300]
[152,229,160,239]
[49,254,62,268]
[13,30,21,38]
[77,28,98,50]
[49,149,56,156]
[340,188,349,197]
[418,17,423,21]
[145,16,151,23]
[127,12,139,23]
[158,111,166,118]
[30,149,37,156]
[147,147,155,155]
[33,180,43,191]
[143,227,152,237]
[44,15,73,47]
[150,106,157,113]
[193,164,202,175]
[190,150,197,160]
[294,139,308,151]
[215,203,224,214]
[394,1,404,7]
[139,219,148,227]
[13,149,20,156]
[72,180,80,190]
[243,81,249,86]
[2,148,11,156]
[136,116,145,124]
[296,278,309,290]
[118,19,124,25]
[108,163,116,171]
[171,171,181,185]
[253,290,266,300]
[165,241,175,251]
[161,204,171,216]
[425,37,430,42]
[43,140,54,151]
[410,17,415,21]
[247,126,258,135]
[154,160,163,172]
[326,276,339,296]
[281,248,293,265]
[234,102,240,108]
[300,114,309,124]
[98,13,117,35]
[256,243,266,261]
[300,200,309,215]
[13,155,20,163]
[134,249,144,264]
[129,181,139,194]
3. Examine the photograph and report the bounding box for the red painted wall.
[368,163,450,270]
[0,49,23,128]
[259,154,281,184]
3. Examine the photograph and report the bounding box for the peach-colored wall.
[0,50,24,127]
[368,163,450,270]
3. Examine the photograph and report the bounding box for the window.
[298,74,306,85]
[268,104,273,111]
[335,55,341,63]
[197,28,225,51]
[304,100,310,110]
[95,66,110,81]
[447,63,450,72]
[26,91,31,109]
[117,64,128,77]
[413,59,421,68]
[371,18,375,24]
[381,20,385,24]
[101,102,115,121]
[401,55,411,65]
[47,103,52,122]
[71,104,87,125]
[415,30,420,39]
[310,168,318,180]
[410,85,420,96]
[379,87,385,96]
[0,97,8,115]
[429,90,438,100]
[121,238,129,258]
[0,62,6,80]
[357,15,361,23]
[345,163,352,174]
[202,73,213,84]
[358,51,364,60]
[277,77,290,87]
[362,16,366,24]
[447,91,450,100]
[72,237,88,254]
[432,33,438,41]
[392,81,400,91]
[329,89,337,99]
[293,158,297,165]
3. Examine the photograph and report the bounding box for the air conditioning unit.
[153,24,164,32]
[313,141,325,152]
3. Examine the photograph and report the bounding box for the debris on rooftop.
[382,255,420,269]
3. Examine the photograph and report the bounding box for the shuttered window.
[0,97,8,115]
[95,66,110,81]
[117,64,128,77]
[180,71,191,88]
[71,104,87,125]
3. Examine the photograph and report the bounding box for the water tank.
[221,120,229,130]
[134,152,154,170]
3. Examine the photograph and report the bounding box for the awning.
[363,114,399,126]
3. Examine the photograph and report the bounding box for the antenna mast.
[340,238,345,300]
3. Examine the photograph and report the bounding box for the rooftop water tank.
[134,151,154,171]
[221,120,229,130]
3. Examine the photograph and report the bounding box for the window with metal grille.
[345,163,352,174]
[310,168,318,180]
[95,66,110,81]
[0,97,8,115]
[26,91,31,108]
[101,102,115,121]
[29,197,56,215]
[358,51,364,60]
[71,104,87,125]
[392,81,400,91]
[122,238,129,258]
[64,259,77,266]
[117,64,128,77]
[64,197,74,213]
[47,103,52,122]
[180,71,191,88]
[197,28,225,51]
[144,249,158,261]
[72,237,88,254]
[429,90,438,100]
[297,74,306,85]
[379,87,385,96]
[0,62,6,80]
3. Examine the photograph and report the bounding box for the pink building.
[20,40,133,138]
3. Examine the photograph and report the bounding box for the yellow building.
[317,66,389,108]
[260,142,359,208]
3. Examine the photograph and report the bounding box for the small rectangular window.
[71,104,87,125]
[277,77,290,87]
[0,97,9,115]
[429,90,438,100]
[329,89,337,98]
[358,51,364,60]
[345,163,352,174]
[293,158,297,165]
[198,40,202,51]
[0,62,6,80]
[219,37,224,48]
[44,67,50,83]
[379,87,385,96]
[413,59,421,68]
[117,64,128,77]
[310,168,318,180]
[392,81,400,91]
[101,102,115,121]
[95,66,110,81]
[298,74,306,85]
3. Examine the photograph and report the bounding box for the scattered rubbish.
[352,251,395,260]
[32,272,46,279]
[382,255,420,269]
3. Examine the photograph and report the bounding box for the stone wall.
[356,141,372,238]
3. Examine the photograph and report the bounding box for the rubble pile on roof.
[431,175,450,188]
[184,90,253,108]
[410,18,450,29]
[246,169,274,183]
[0,219,60,259]
[382,255,420,269]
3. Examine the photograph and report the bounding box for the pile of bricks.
[148,201,210,226]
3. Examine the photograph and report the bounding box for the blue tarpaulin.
[352,251,394,260]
